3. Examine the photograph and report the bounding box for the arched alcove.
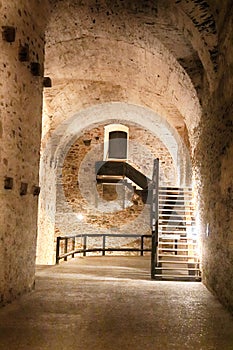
[37,102,191,264]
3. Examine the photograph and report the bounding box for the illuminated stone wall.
[1,0,233,315]
[194,0,233,313]
[0,0,49,305]
[55,123,176,242]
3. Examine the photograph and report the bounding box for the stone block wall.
[0,1,48,306]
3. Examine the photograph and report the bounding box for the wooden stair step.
[158,247,195,252]
[159,186,192,191]
[158,230,192,234]
[159,255,198,258]
[159,220,194,224]
[159,204,194,208]
[158,258,199,262]
[155,267,200,272]
[159,194,192,198]
[159,200,192,203]
[159,212,193,216]
[158,242,197,246]
[153,274,201,281]
[159,208,189,212]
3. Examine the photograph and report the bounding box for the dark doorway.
[109,131,127,159]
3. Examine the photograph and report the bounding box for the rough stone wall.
[55,123,176,249]
[0,1,48,305]
[194,1,233,313]
[36,151,57,265]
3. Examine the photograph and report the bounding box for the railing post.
[103,235,106,256]
[151,158,159,279]
[175,239,178,255]
[141,235,144,256]
[83,236,87,257]
[64,237,68,261]
[56,237,61,264]
[72,237,75,258]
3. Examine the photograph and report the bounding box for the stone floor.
[0,256,233,350]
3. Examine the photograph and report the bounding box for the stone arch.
[50,102,190,184]
[37,102,191,264]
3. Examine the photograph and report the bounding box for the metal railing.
[56,233,151,264]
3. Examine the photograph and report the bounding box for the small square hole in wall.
[30,62,41,76]
[18,44,29,62]
[2,26,16,42]
[32,185,40,196]
[4,177,13,190]
[83,139,91,146]
[20,182,28,196]
[43,77,52,87]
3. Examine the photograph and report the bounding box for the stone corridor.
[0,256,232,350]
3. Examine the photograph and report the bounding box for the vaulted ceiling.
[43,0,219,161]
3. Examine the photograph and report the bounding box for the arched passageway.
[37,102,192,265]
[0,0,232,316]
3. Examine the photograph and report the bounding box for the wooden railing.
[56,233,151,264]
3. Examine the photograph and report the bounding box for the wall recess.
[4,177,13,190]
[30,62,41,76]
[2,26,16,42]
[20,182,28,196]
[32,185,40,196]
[43,77,52,87]
[18,44,29,62]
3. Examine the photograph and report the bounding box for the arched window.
[104,124,129,161]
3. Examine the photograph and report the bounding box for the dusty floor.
[0,256,233,350]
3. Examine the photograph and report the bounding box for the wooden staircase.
[153,186,201,281]
[95,159,201,281]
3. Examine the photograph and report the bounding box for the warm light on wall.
[77,213,84,221]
